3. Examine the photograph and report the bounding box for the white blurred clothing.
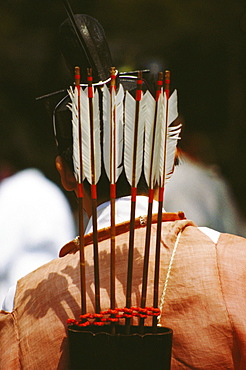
[85,195,159,234]
[85,195,220,243]
[164,155,246,236]
[0,168,76,307]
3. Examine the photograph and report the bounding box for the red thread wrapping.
[110,183,116,199]
[131,187,137,202]
[67,306,160,327]
[91,184,97,199]
[88,86,93,98]
[136,89,142,101]
[77,183,83,198]
[159,187,164,202]
[148,188,154,203]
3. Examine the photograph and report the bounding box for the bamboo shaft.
[110,67,117,311]
[87,68,100,313]
[75,66,87,315]
[153,71,170,328]
[140,72,163,330]
[126,71,142,311]
[125,72,142,332]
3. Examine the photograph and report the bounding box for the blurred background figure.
[0,109,76,307]
[165,126,246,236]
[165,147,246,236]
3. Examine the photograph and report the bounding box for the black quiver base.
[68,324,172,370]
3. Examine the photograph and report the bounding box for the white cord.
[157,230,182,325]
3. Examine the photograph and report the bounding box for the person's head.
[48,14,179,215]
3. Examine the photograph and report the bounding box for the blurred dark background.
[1,0,246,216]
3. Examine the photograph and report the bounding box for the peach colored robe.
[1,219,246,369]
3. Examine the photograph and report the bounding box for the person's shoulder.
[14,248,78,301]
[217,231,246,246]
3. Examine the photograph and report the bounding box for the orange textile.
[0,311,19,369]
[0,219,246,369]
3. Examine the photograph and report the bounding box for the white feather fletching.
[67,86,85,183]
[103,84,124,183]
[68,82,180,190]
[81,87,101,184]
[156,89,181,186]
[143,90,162,188]
[92,88,102,184]
[168,89,179,124]
[164,123,182,182]
[124,91,144,187]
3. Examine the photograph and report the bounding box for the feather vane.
[124,91,144,187]
[67,86,85,183]
[143,91,156,189]
[81,87,101,184]
[156,89,181,185]
[103,84,124,183]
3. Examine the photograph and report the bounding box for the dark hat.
[37,13,154,160]
[58,14,113,84]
